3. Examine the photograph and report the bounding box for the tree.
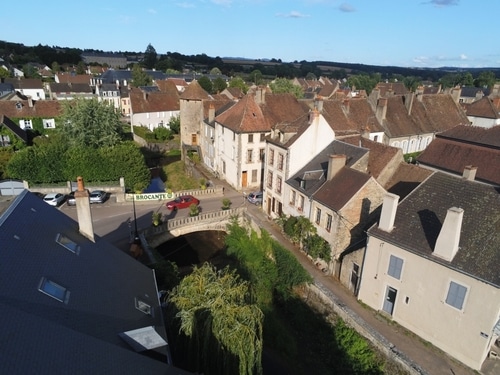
[0,66,10,79]
[22,64,40,79]
[168,115,180,134]
[197,76,213,93]
[167,263,264,375]
[249,70,263,85]
[228,76,248,94]
[304,234,332,262]
[269,78,303,98]
[131,63,152,87]
[212,76,227,93]
[210,67,221,75]
[474,71,496,88]
[76,61,86,74]
[143,43,157,70]
[59,97,124,148]
[403,76,421,92]
[51,61,60,74]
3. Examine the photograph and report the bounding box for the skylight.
[56,233,80,255]
[135,298,152,316]
[38,277,70,303]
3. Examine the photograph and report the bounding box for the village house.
[129,86,180,131]
[0,96,62,130]
[462,96,500,128]
[357,171,500,371]
[4,77,46,100]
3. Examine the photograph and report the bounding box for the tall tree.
[143,43,157,70]
[474,71,496,88]
[249,70,263,85]
[197,75,213,93]
[168,263,264,375]
[76,61,86,74]
[212,76,227,93]
[0,66,11,79]
[269,78,303,98]
[131,63,152,87]
[59,98,123,148]
[228,76,248,94]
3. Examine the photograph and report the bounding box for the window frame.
[248,133,254,143]
[387,254,404,280]
[38,277,70,303]
[315,207,321,224]
[277,153,284,171]
[326,214,332,232]
[445,281,468,311]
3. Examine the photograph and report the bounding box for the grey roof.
[369,172,500,286]
[286,140,369,197]
[0,115,28,143]
[0,191,190,374]
[98,69,168,84]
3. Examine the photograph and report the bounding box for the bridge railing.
[142,206,246,238]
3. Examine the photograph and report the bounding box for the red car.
[166,195,200,211]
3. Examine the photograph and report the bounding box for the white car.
[43,193,65,207]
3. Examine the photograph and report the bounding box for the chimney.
[74,176,94,242]
[462,165,477,181]
[143,91,148,101]
[27,96,33,108]
[255,88,265,105]
[315,96,324,112]
[208,103,215,123]
[404,92,414,115]
[450,86,461,104]
[342,99,350,114]
[376,98,387,121]
[327,154,346,180]
[415,86,424,101]
[378,193,400,232]
[433,207,463,262]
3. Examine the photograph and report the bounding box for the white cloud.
[175,2,195,8]
[276,11,310,18]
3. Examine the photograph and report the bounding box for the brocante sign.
[125,191,174,202]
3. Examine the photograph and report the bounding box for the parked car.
[66,191,76,206]
[166,195,200,211]
[43,193,65,207]
[247,191,263,205]
[89,190,108,204]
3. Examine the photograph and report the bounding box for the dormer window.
[15,102,22,110]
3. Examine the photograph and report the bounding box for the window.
[276,176,282,194]
[298,195,304,212]
[267,171,273,189]
[445,281,467,310]
[22,119,33,129]
[326,214,332,232]
[268,149,274,166]
[290,190,296,205]
[222,161,226,174]
[232,146,235,160]
[259,148,265,162]
[387,255,403,280]
[247,149,253,163]
[38,277,70,303]
[135,298,152,315]
[260,133,265,142]
[56,233,80,255]
[248,134,254,143]
[251,169,258,183]
[316,208,321,224]
[277,153,284,171]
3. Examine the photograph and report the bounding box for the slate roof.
[0,191,191,374]
[286,140,369,197]
[381,94,469,138]
[130,87,180,113]
[417,126,500,186]
[313,167,371,211]
[339,135,402,179]
[0,114,28,142]
[459,86,489,98]
[49,82,93,93]
[0,98,62,118]
[98,69,167,85]
[368,172,500,286]
[463,96,500,119]
[5,77,44,89]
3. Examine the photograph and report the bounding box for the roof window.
[56,233,80,255]
[38,277,70,303]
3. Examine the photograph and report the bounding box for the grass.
[164,160,199,191]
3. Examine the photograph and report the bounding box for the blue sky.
[3,0,498,68]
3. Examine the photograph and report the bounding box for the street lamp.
[132,193,140,244]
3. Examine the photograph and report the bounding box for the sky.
[3,0,499,68]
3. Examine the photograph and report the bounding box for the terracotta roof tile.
[0,99,62,118]
[155,79,179,94]
[180,80,211,100]
[129,87,179,113]
[56,74,92,85]
[463,96,500,119]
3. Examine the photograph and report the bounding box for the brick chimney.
[342,99,350,114]
[433,207,463,262]
[462,165,477,181]
[74,176,94,242]
[327,154,346,180]
[378,193,400,232]
[450,86,461,104]
[376,98,387,121]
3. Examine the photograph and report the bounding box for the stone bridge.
[142,206,248,249]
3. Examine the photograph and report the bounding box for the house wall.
[131,110,179,131]
[358,236,500,370]
[180,98,203,147]
[216,124,241,189]
[263,142,287,217]
[20,88,45,100]
[467,115,500,128]
[389,133,434,154]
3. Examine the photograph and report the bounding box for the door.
[191,134,197,145]
[242,171,247,188]
[350,263,360,293]
[267,197,271,216]
[382,286,397,315]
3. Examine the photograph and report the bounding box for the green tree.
[167,263,264,375]
[249,70,263,85]
[304,234,332,262]
[474,71,496,88]
[22,64,40,79]
[269,78,303,98]
[168,115,180,134]
[228,76,248,94]
[212,76,227,93]
[0,148,14,179]
[153,126,171,141]
[76,61,86,74]
[143,43,157,70]
[347,73,380,94]
[0,66,10,79]
[51,61,60,74]
[403,76,421,92]
[210,67,221,75]
[131,63,152,87]
[197,76,213,93]
[59,97,123,148]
